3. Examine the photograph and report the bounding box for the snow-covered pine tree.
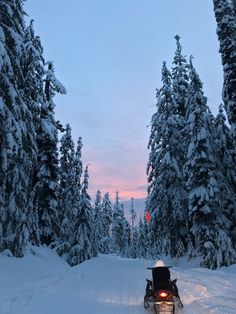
[185,58,236,268]
[130,198,136,232]
[129,197,137,257]
[121,215,132,257]
[100,192,113,253]
[34,62,66,246]
[94,190,103,253]
[68,166,97,266]
[131,225,139,258]
[147,217,163,258]
[0,0,17,252]
[172,35,189,117]
[74,137,83,205]
[112,191,125,254]
[214,104,236,246]
[56,124,76,255]
[171,35,189,257]
[186,234,196,260]
[213,1,236,220]
[23,20,45,246]
[146,69,170,257]
[0,0,36,256]
[23,20,44,127]
[136,218,146,258]
[147,62,187,258]
[213,2,236,243]
[144,215,157,259]
[213,0,236,149]
[232,0,236,13]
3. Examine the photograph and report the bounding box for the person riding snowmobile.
[144,265,183,309]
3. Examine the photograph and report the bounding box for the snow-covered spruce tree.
[23,20,45,246]
[185,58,236,268]
[213,1,236,219]
[214,104,236,246]
[94,190,103,253]
[143,217,155,259]
[171,34,189,169]
[130,198,137,230]
[233,0,236,17]
[74,137,83,205]
[0,0,37,256]
[34,62,66,246]
[171,35,190,257]
[213,0,236,146]
[121,215,132,257]
[147,216,163,259]
[131,226,139,258]
[136,218,146,258]
[0,0,17,252]
[129,197,137,257]
[112,191,126,254]
[172,35,189,117]
[100,192,113,253]
[68,166,97,266]
[56,124,76,255]
[146,62,187,258]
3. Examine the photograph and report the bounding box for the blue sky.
[25,0,223,200]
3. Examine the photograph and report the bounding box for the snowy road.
[0,247,236,314]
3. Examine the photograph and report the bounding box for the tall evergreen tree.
[233,0,236,16]
[0,0,35,256]
[185,58,236,268]
[136,218,146,258]
[112,191,125,254]
[121,216,132,257]
[94,190,103,252]
[23,20,45,246]
[171,35,190,256]
[147,62,187,257]
[214,104,236,246]
[172,35,189,117]
[213,0,236,145]
[129,197,137,257]
[144,215,156,259]
[68,166,97,266]
[74,137,83,205]
[100,192,113,253]
[0,0,17,253]
[130,198,137,231]
[213,3,236,242]
[34,62,66,245]
[131,226,139,258]
[56,124,75,255]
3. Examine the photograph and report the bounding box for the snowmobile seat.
[152,267,172,291]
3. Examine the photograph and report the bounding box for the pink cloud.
[86,159,147,201]
[81,129,149,202]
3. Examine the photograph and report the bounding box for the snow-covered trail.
[177,266,236,313]
[0,247,236,314]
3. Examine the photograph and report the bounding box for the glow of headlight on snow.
[97,296,141,306]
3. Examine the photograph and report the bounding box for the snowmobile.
[144,266,183,314]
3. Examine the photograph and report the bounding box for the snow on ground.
[0,247,236,314]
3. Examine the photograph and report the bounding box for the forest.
[0,0,235,270]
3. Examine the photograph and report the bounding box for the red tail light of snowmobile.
[158,291,169,298]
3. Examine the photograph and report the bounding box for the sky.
[24,0,223,201]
